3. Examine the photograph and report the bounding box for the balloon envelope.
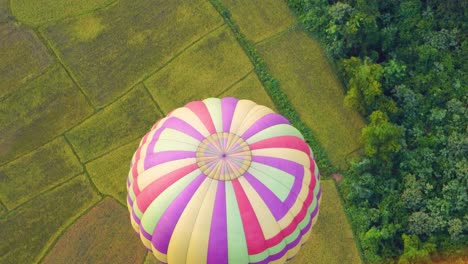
[127,97,321,264]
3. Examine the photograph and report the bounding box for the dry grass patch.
[257,30,364,169]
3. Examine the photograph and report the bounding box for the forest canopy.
[288,0,467,262]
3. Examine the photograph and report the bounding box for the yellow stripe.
[167,178,213,264]
[170,107,211,137]
[137,158,196,190]
[236,106,274,136]
[150,246,167,264]
[230,99,257,134]
[238,177,282,240]
[278,168,312,228]
[186,180,218,263]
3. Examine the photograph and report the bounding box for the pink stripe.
[221,97,238,132]
[232,179,265,255]
[185,100,216,135]
[135,163,199,213]
[249,136,311,155]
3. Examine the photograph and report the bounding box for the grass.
[41,0,223,108]
[0,23,53,99]
[10,0,114,26]
[0,64,93,164]
[144,25,253,113]
[221,0,295,43]
[220,71,277,111]
[0,174,101,264]
[41,197,147,264]
[256,30,364,169]
[0,0,9,21]
[290,180,361,264]
[0,137,82,209]
[65,84,159,163]
[86,139,141,205]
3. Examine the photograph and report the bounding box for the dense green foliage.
[288,0,467,262]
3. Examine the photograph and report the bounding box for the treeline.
[287,0,467,263]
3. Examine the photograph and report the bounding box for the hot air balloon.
[127,97,321,264]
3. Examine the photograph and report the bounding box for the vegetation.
[41,0,223,107]
[66,85,160,162]
[0,23,53,99]
[0,175,101,264]
[0,137,82,209]
[145,26,252,113]
[256,30,364,169]
[10,0,114,26]
[288,0,467,262]
[0,64,93,164]
[210,0,335,175]
[222,0,295,43]
[221,71,278,111]
[86,139,141,205]
[41,198,146,263]
[290,180,361,264]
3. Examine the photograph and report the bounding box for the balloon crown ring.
[196,132,251,181]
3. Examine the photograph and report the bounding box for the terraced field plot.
[1,0,363,263]
[42,0,223,107]
[257,30,364,168]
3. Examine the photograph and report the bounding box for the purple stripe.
[127,194,134,207]
[252,156,305,209]
[132,208,141,225]
[241,113,290,140]
[221,97,238,132]
[244,172,288,220]
[141,225,152,241]
[207,181,228,264]
[144,151,196,169]
[251,205,318,264]
[152,174,205,253]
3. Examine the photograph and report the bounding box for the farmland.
[1,0,363,263]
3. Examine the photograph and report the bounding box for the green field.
[257,30,364,168]
[1,0,363,263]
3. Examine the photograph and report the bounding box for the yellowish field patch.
[42,0,223,107]
[221,0,295,43]
[86,139,141,205]
[0,64,93,164]
[65,84,159,162]
[0,23,53,99]
[0,137,82,209]
[220,71,277,111]
[257,30,364,168]
[42,198,146,264]
[290,180,362,264]
[10,0,114,26]
[0,175,101,264]
[145,25,253,113]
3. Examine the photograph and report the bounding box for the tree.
[361,110,402,162]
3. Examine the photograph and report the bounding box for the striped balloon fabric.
[127,97,321,264]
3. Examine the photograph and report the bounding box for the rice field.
[0,0,363,263]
